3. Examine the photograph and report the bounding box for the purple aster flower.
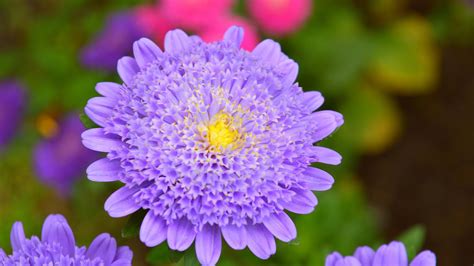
[34,114,98,195]
[82,26,343,265]
[0,81,25,151]
[326,241,436,266]
[81,11,146,71]
[0,214,133,265]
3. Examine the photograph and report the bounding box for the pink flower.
[135,5,174,47]
[198,16,260,50]
[160,0,234,30]
[247,0,312,36]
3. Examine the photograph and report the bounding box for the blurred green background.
[0,0,473,265]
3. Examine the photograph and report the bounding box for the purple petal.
[263,212,296,242]
[95,82,122,99]
[133,38,162,68]
[246,224,276,260]
[10,222,26,252]
[113,246,134,262]
[281,60,299,87]
[111,259,133,266]
[252,39,282,65]
[41,214,76,256]
[0,249,7,260]
[117,56,139,85]
[301,167,334,191]
[300,91,324,112]
[223,26,244,48]
[104,186,140,217]
[140,211,167,247]
[221,224,246,250]
[82,128,121,152]
[335,256,362,266]
[410,250,436,266]
[85,97,115,127]
[167,218,196,251]
[372,241,408,266]
[310,146,342,165]
[86,233,117,265]
[325,252,343,266]
[164,29,192,54]
[87,158,121,182]
[282,189,318,214]
[354,246,375,266]
[312,111,344,142]
[195,224,222,266]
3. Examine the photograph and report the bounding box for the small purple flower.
[0,214,133,265]
[0,81,25,151]
[326,241,436,266]
[82,26,343,265]
[81,11,146,71]
[34,114,98,195]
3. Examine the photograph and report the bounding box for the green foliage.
[122,210,147,239]
[398,225,426,260]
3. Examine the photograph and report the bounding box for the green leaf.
[182,249,199,266]
[397,225,426,260]
[121,209,147,239]
[79,113,98,129]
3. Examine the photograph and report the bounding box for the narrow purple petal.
[104,186,140,217]
[252,39,282,65]
[196,224,222,266]
[0,249,7,260]
[82,128,121,152]
[310,146,342,165]
[312,111,344,142]
[117,56,139,85]
[282,189,318,214]
[86,233,117,265]
[263,212,296,242]
[85,97,115,127]
[41,214,76,256]
[410,250,436,266]
[10,222,26,252]
[353,246,375,266]
[86,158,121,182]
[300,91,324,112]
[301,167,335,191]
[113,246,133,262]
[111,259,133,266]
[223,26,244,48]
[325,252,343,266]
[133,38,162,68]
[140,211,168,247]
[164,29,192,54]
[281,60,299,87]
[95,82,122,99]
[372,241,408,266]
[335,256,362,266]
[246,224,276,260]
[167,218,196,251]
[221,224,246,250]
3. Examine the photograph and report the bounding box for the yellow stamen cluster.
[207,113,239,150]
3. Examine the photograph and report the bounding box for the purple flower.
[0,214,133,265]
[34,114,98,195]
[326,241,436,266]
[81,11,146,71]
[82,26,343,265]
[0,81,25,151]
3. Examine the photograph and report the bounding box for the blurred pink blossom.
[199,16,260,50]
[160,0,234,30]
[135,4,173,47]
[248,0,312,36]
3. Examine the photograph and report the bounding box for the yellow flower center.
[207,113,239,149]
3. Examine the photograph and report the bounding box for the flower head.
[248,0,312,36]
[0,81,25,151]
[81,11,146,71]
[82,26,343,265]
[326,241,436,266]
[34,114,98,196]
[161,0,234,30]
[0,214,133,265]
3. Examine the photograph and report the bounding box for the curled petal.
[224,26,244,48]
[300,91,324,112]
[113,246,133,262]
[87,158,121,182]
[263,212,296,242]
[41,214,76,256]
[353,246,375,266]
[325,252,343,266]
[410,250,436,266]
[10,222,26,252]
[85,97,115,127]
[164,29,192,54]
[309,146,342,165]
[372,241,408,266]
[86,233,117,265]
[133,38,162,68]
[95,82,122,99]
[140,211,167,247]
[301,167,334,191]
[104,186,141,218]
[252,39,282,65]
[334,256,362,266]
[196,224,222,266]
[282,189,318,214]
[221,224,246,250]
[167,218,196,251]
[117,56,139,86]
[246,224,276,260]
[82,128,121,153]
[312,111,344,142]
